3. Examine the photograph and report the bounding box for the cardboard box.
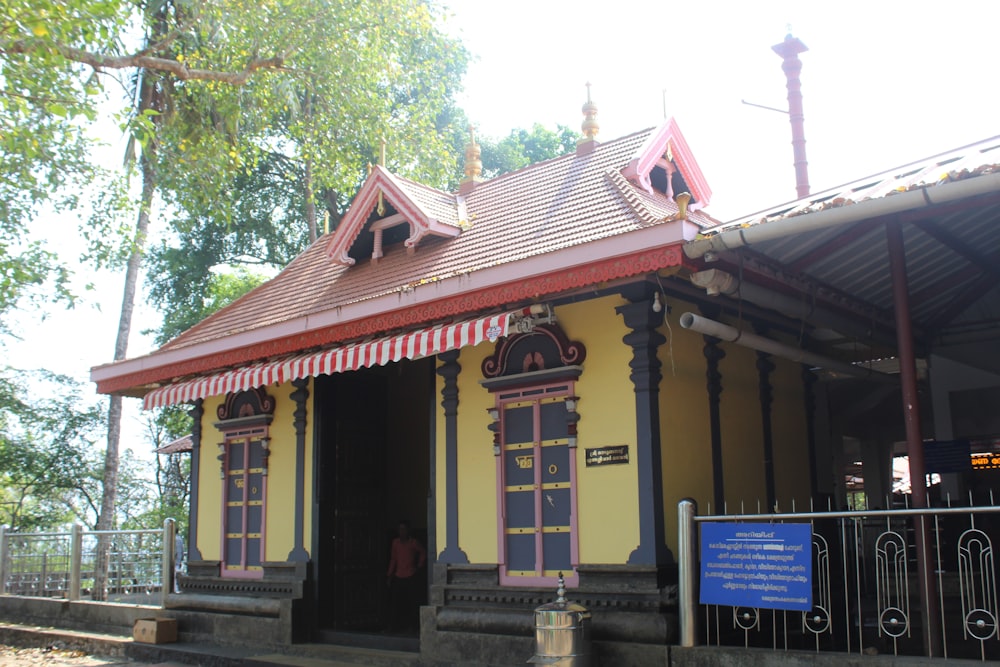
[133,617,178,644]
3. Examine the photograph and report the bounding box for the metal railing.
[678,499,1000,661]
[0,519,175,607]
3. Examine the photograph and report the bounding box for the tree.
[442,116,579,185]
[146,0,468,342]
[0,369,105,531]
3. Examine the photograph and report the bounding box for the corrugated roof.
[687,135,1000,340]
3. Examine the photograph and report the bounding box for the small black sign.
[585,445,629,467]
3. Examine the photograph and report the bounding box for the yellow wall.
[771,357,812,512]
[195,379,314,563]
[451,339,500,563]
[659,299,715,555]
[559,297,639,564]
[197,395,223,561]
[719,342,767,510]
[658,299,813,554]
[441,295,640,566]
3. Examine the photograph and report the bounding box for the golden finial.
[462,124,483,183]
[580,82,599,141]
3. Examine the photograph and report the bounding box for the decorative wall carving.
[481,324,586,379]
[217,387,275,422]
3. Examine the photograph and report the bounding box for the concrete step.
[272,642,421,667]
[0,622,130,657]
[126,640,257,667]
[0,621,421,667]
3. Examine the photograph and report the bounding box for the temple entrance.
[313,357,433,636]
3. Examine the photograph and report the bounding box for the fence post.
[161,518,175,608]
[678,498,698,648]
[68,524,82,601]
[0,525,7,595]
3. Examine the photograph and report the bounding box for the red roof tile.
[95,123,713,392]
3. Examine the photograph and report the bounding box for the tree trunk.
[303,93,317,243]
[305,156,317,243]
[94,76,157,600]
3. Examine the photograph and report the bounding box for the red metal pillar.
[772,34,810,198]
[886,218,941,655]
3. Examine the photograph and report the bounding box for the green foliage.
[0,369,105,530]
[0,0,122,314]
[146,0,469,342]
[122,408,190,535]
[148,264,269,345]
[443,114,580,185]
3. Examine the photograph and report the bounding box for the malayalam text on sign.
[699,522,812,612]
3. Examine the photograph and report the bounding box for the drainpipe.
[679,312,895,383]
[773,34,810,198]
[690,269,883,344]
[683,171,1000,260]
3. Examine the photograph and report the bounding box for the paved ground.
[0,644,183,667]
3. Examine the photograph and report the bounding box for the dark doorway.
[313,358,433,635]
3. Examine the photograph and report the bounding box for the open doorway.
[312,357,433,638]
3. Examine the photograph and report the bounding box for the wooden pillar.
[288,378,310,562]
[616,284,668,566]
[188,399,204,561]
[756,351,776,511]
[437,350,468,563]
[703,336,726,513]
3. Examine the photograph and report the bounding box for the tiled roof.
[390,171,461,227]
[158,128,711,355]
[92,125,717,393]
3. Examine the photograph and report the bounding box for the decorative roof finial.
[581,82,599,141]
[577,83,599,156]
[460,124,483,193]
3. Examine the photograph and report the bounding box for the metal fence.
[678,499,1000,661]
[0,519,175,607]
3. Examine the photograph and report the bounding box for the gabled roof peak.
[325,165,461,266]
[621,117,712,210]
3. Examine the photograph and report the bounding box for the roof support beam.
[886,219,941,656]
[913,218,1000,283]
[715,249,905,342]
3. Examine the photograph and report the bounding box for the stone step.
[0,622,130,657]
[0,621,421,667]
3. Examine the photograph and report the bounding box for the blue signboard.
[700,522,812,611]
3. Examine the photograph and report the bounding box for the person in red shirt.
[386,520,426,633]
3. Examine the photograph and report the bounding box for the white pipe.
[678,312,896,382]
[690,269,880,343]
[684,171,1000,259]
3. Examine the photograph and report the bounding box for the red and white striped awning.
[143,310,519,410]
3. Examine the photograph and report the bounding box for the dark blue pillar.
[616,284,668,566]
[437,350,468,563]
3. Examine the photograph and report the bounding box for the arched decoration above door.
[216,386,275,424]
[480,322,585,587]
[481,323,586,382]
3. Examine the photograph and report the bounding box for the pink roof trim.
[621,117,712,207]
[326,165,460,265]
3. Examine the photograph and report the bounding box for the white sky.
[6,0,1000,452]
